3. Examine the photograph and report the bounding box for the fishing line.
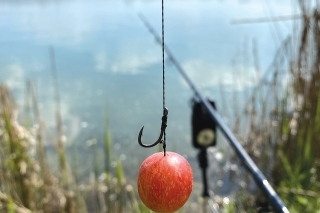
[137,0,168,156]
[161,0,166,154]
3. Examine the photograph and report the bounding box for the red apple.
[137,151,193,213]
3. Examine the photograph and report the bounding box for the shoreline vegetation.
[226,1,320,212]
[0,82,154,213]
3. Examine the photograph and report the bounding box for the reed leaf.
[7,196,14,213]
[104,106,112,175]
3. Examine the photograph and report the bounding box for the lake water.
[0,0,293,207]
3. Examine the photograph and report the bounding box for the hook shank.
[138,126,165,148]
[137,108,168,149]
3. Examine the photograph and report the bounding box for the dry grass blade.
[0,191,32,213]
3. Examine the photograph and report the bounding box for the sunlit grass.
[225,1,320,212]
[0,83,153,213]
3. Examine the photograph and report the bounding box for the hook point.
[139,126,144,136]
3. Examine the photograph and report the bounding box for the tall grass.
[273,2,320,211]
[226,1,320,212]
[0,81,151,212]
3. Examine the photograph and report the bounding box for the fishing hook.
[138,108,168,148]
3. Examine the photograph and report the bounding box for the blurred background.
[0,0,319,212]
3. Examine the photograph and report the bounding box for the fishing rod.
[138,13,290,213]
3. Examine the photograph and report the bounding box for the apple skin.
[138,151,193,213]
